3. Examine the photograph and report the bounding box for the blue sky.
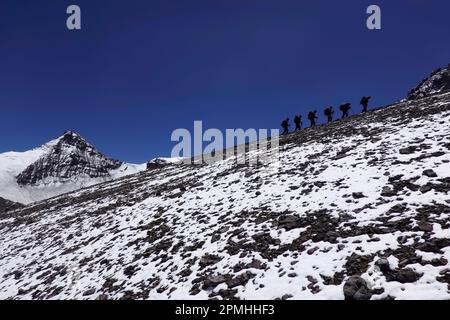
[0,0,449,163]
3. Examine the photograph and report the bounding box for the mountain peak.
[16,131,123,186]
[407,63,450,100]
[62,130,82,139]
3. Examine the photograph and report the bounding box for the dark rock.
[423,169,437,178]
[199,254,222,268]
[12,270,24,280]
[352,192,366,199]
[417,221,433,233]
[343,276,372,301]
[420,184,433,193]
[82,288,96,296]
[375,258,390,273]
[277,215,301,230]
[417,238,450,253]
[399,146,416,155]
[203,275,227,290]
[96,294,109,300]
[395,268,422,283]
[345,254,373,276]
[247,259,266,270]
[123,265,140,278]
[381,186,396,197]
[226,272,255,288]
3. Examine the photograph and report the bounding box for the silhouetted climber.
[340,103,351,118]
[308,111,318,127]
[294,115,302,132]
[281,118,290,135]
[324,106,334,123]
[360,96,371,113]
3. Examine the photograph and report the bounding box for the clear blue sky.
[0,0,449,163]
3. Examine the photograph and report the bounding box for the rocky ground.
[0,197,24,215]
[1,92,450,300]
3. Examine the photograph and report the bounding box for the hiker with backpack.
[360,96,371,113]
[294,115,302,132]
[307,111,318,127]
[339,103,351,118]
[281,118,290,135]
[324,106,334,123]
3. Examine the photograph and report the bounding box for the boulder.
[395,268,422,284]
[203,275,227,290]
[423,169,438,178]
[343,276,372,300]
[375,258,391,273]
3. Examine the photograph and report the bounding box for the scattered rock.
[203,275,227,290]
[352,192,366,199]
[345,254,373,276]
[423,169,437,178]
[375,258,390,273]
[277,215,301,230]
[381,186,396,197]
[399,146,416,155]
[395,268,422,284]
[82,288,96,296]
[343,276,372,300]
[420,184,433,193]
[199,254,222,268]
[226,272,255,288]
[417,221,433,233]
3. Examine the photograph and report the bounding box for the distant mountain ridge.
[16,131,123,185]
[0,131,146,205]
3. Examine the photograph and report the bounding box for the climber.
[324,106,334,123]
[294,115,302,132]
[340,103,351,118]
[281,118,290,135]
[360,96,371,113]
[307,111,318,127]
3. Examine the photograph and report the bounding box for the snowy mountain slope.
[1,92,450,300]
[408,64,450,100]
[0,132,146,204]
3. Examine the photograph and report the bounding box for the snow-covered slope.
[408,64,450,100]
[0,132,146,204]
[1,92,450,300]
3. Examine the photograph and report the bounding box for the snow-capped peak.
[0,131,146,204]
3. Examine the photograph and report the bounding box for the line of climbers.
[281,96,371,135]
